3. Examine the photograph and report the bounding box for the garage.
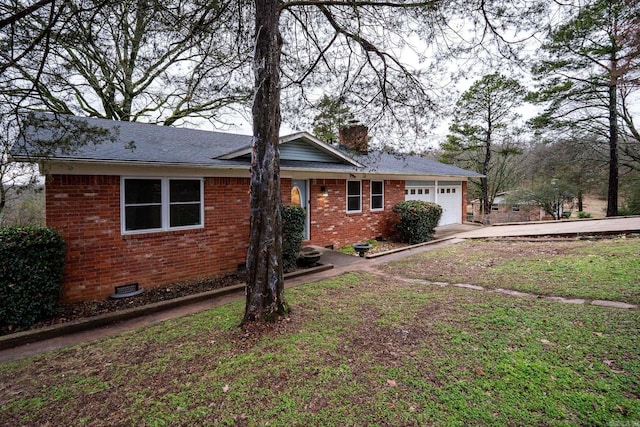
[405,181,462,226]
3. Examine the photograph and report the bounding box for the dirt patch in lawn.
[380,236,621,281]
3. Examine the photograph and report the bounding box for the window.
[491,204,499,211]
[370,180,384,211]
[346,180,362,212]
[418,189,423,195]
[124,179,162,231]
[291,186,302,207]
[122,178,203,233]
[512,205,520,212]
[169,180,202,228]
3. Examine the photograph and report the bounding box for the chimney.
[339,121,369,153]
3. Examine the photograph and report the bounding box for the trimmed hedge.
[281,205,306,272]
[393,200,443,244]
[0,227,66,327]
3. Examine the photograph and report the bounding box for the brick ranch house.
[15,114,481,303]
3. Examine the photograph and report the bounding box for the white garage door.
[435,187,461,226]
[405,184,461,226]
[405,186,434,203]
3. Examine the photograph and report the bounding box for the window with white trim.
[370,180,384,211]
[122,178,203,233]
[346,180,362,212]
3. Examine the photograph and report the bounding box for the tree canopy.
[442,72,527,215]
[529,0,640,216]
[2,0,253,126]
[311,95,354,144]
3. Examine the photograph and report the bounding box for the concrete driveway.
[310,217,640,270]
[455,216,640,239]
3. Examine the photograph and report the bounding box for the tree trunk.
[577,190,583,213]
[0,184,6,216]
[243,0,288,323]
[481,138,491,216]
[607,57,619,217]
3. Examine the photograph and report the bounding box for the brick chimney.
[339,122,369,153]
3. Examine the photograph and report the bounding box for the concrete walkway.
[1,217,638,363]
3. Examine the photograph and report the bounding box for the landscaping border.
[0,263,333,350]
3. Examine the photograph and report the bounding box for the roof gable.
[217,131,362,167]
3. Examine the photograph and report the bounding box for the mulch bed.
[1,272,247,337]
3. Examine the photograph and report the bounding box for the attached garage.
[405,180,463,226]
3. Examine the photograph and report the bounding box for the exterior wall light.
[321,186,328,197]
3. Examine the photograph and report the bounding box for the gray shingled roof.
[353,151,483,178]
[14,113,253,166]
[14,113,482,178]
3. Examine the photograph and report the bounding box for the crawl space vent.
[110,282,144,299]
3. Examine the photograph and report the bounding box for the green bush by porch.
[393,200,443,244]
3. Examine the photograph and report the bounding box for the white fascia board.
[215,146,252,160]
[43,159,473,183]
[41,159,252,177]
[281,167,471,181]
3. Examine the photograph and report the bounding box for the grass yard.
[381,237,640,304]
[0,238,639,426]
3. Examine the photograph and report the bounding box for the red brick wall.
[471,200,541,224]
[303,179,404,249]
[46,175,252,303]
[46,174,404,302]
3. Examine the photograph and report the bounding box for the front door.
[291,180,309,240]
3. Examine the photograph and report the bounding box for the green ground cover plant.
[1,238,639,427]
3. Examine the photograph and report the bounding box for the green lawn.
[1,239,639,426]
[381,237,640,304]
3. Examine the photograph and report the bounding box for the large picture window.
[370,180,384,211]
[346,180,362,213]
[122,178,203,233]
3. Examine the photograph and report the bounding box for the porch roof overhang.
[37,157,476,183]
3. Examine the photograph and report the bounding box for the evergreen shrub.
[0,227,65,327]
[281,205,306,272]
[393,200,443,244]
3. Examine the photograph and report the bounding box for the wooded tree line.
[1,0,638,321]
[440,0,639,218]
